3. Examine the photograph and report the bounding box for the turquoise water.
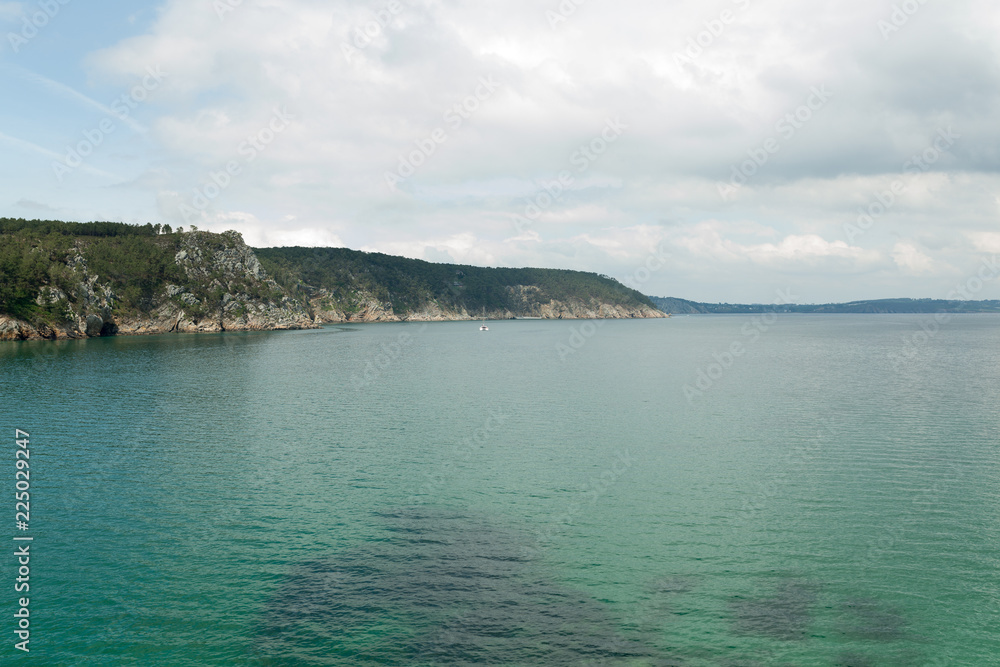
[2,315,999,665]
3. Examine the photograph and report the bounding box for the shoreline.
[0,310,668,343]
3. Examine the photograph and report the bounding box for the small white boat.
[480,323,489,331]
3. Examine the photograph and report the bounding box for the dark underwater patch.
[728,580,819,641]
[253,507,679,665]
[838,598,907,642]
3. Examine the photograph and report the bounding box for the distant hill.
[650,296,1000,314]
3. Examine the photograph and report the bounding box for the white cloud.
[891,242,937,274]
[363,232,498,267]
[668,222,879,267]
[0,0,993,301]
[249,225,345,249]
[967,232,1000,254]
[747,234,876,264]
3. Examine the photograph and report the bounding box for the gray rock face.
[0,317,35,341]
[309,284,667,324]
[5,231,317,341]
[35,286,68,306]
[166,231,315,333]
[84,315,104,337]
[3,229,665,342]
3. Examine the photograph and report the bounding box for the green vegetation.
[82,235,185,311]
[254,246,657,315]
[0,217,171,237]
[1,220,659,332]
[0,233,76,322]
[0,219,185,326]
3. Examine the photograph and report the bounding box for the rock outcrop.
[0,231,316,341]
[0,227,667,343]
[310,284,666,323]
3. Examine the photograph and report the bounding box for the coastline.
[0,306,667,342]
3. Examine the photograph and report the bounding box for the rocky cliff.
[309,287,665,323]
[256,246,666,324]
[0,230,315,341]
[0,221,667,342]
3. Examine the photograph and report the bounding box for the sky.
[1,0,999,303]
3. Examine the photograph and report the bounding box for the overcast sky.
[2,0,999,302]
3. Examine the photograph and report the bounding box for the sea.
[1,314,998,665]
